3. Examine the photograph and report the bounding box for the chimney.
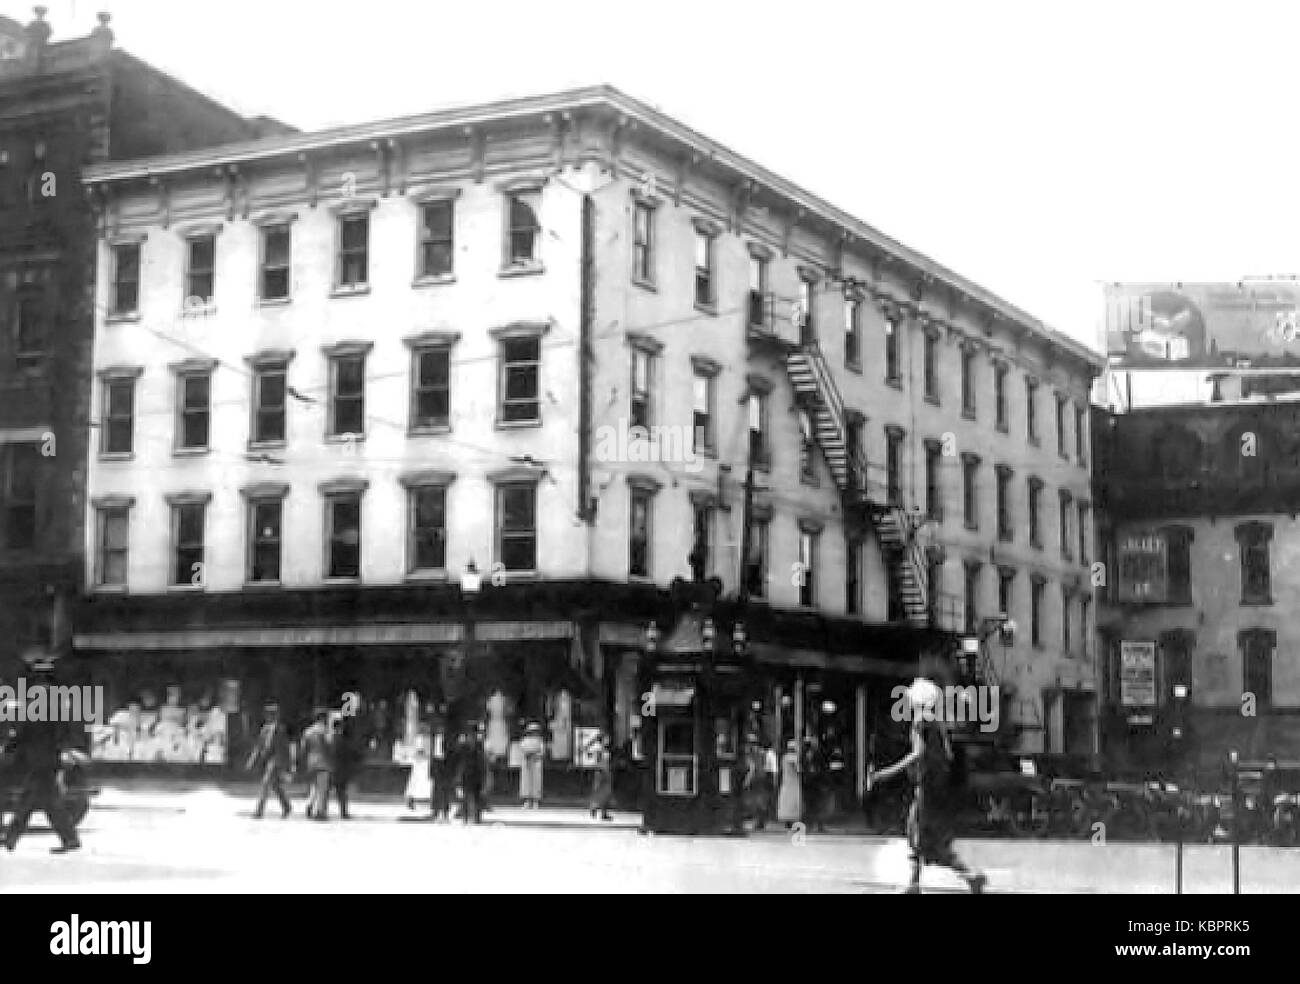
[91,11,114,54]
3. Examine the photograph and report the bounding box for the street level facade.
[73,86,1102,802]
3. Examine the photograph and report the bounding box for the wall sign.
[1120,641,1157,707]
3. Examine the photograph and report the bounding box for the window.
[419,200,455,279]
[961,347,976,417]
[497,483,537,572]
[798,529,818,607]
[1076,405,1088,463]
[103,377,136,455]
[996,465,1013,541]
[927,553,944,625]
[1056,394,1068,458]
[964,562,981,634]
[2,443,38,550]
[694,229,715,308]
[923,330,939,401]
[798,409,816,484]
[884,316,901,384]
[846,537,862,615]
[797,275,816,346]
[506,190,542,267]
[692,370,715,455]
[924,440,942,521]
[658,718,698,796]
[1160,631,1192,695]
[171,501,206,587]
[632,200,654,284]
[1026,378,1039,443]
[690,501,713,580]
[409,486,447,573]
[337,214,369,288]
[260,224,291,300]
[748,253,768,328]
[1059,490,1073,559]
[15,292,45,365]
[1240,629,1277,709]
[1163,524,1192,604]
[96,505,130,587]
[886,428,905,505]
[329,354,366,436]
[998,567,1015,619]
[1062,587,1072,653]
[631,348,652,430]
[111,244,140,315]
[176,372,211,451]
[845,296,861,367]
[252,365,287,444]
[1028,477,1043,547]
[1031,577,1045,647]
[746,518,770,599]
[1078,502,1091,567]
[326,493,362,579]
[962,453,980,530]
[248,498,283,583]
[1236,522,1272,605]
[994,364,1008,431]
[630,488,651,578]
[500,337,541,424]
[185,235,215,304]
[1080,597,1091,661]
[846,416,863,491]
[748,392,768,465]
[412,347,451,431]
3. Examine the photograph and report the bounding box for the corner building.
[75,87,1102,793]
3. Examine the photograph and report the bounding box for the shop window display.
[91,684,228,764]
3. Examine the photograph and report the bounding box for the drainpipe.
[578,193,595,528]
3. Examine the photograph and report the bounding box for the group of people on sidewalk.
[739,735,848,831]
[245,704,363,821]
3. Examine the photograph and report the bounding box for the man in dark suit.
[247,703,293,819]
[330,713,361,820]
[3,717,80,853]
[301,710,334,821]
[452,731,485,824]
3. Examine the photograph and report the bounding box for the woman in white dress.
[519,722,545,809]
[486,691,511,761]
[776,739,803,827]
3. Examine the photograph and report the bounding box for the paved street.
[2,788,1299,893]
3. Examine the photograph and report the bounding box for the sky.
[9,0,1300,361]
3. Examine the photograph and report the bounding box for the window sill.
[405,570,449,583]
[409,424,452,437]
[1240,597,1274,607]
[998,532,1013,543]
[885,376,904,391]
[413,274,456,288]
[257,297,292,308]
[91,584,129,594]
[964,521,979,532]
[498,263,544,279]
[326,433,367,444]
[496,418,542,431]
[106,312,141,325]
[800,474,819,488]
[98,452,135,462]
[629,573,654,585]
[632,277,657,293]
[924,394,940,407]
[243,581,285,591]
[167,584,206,594]
[694,301,718,317]
[845,360,862,374]
[1031,539,1043,550]
[330,284,371,298]
[494,570,540,584]
[173,447,211,457]
[1029,437,1041,448]
[248,440,288,452]
[962,408,976,421]
[996,422,1009,434]
[324,576,362,586]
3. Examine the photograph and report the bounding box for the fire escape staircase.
[783,340,930,628]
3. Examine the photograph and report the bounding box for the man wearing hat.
[867,677,987,894]
[246,703,293,819]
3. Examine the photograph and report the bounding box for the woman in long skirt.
[868,678,987,894]
[587,731,614,820]
[776,739,803,827]
[519,722,545,809]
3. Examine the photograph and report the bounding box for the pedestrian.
[429,725,451,821]
[246,703,293,819]
[804,736,828,833]
[301,710,334,821]
[3,716,80,853]
[742,736,771,830]
[777,738,803,828]
[331,712,360,820]
[454,731,485,824]
[519,721,545,810]
[868,677,987,894]
[586,730,614,821]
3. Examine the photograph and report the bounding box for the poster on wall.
[1117,532,1168,603]
[1120,642,1157,707]
[573,727,600,767]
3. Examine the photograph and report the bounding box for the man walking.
[452,730,485,824]
[247,703,293,819]
[330,713,360,820]
[301,710,334,821]
[3,716,80,854]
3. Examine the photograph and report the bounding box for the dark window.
[338,215,369,287]
[691,503,712,579]
[507,191,541,266]
[923,332,939,400]
[260,224,291,300]
[500,337,540,423]
[412,348,451,430]
[1240,630,1276,708]
[1076,406,1087,463]
[1162,632,1192,695]
[694,231,715,308]
[961,348,975,416]
[172,502,205,586]
[886,430,904,505]
[1031,578,1044,647]
[15,292,45,363]
[1026,379,1038,442]
[2,443,38,550]
[846,418,863,491]
[112,244,140,314]
[330,355,365,436]
[1079,503,1091,566]
[410,486,447,572]
[799,410,816,483]
[797,277,815,346]
[104,378,135,454]
[692,372,714,454]
[996,466,1013,541]
[798,531,817,607]
[1080,597,1091,660]
[327,495,362,579]
[748,255,768,328]
[1059,491,1072,558]
[1164,525,1193,604]
[998,568,1015,619]
[927,556,943,624]
[630,489,651,578]
[1056,395,1068,458]
[846,537,861,615]
[964,562,981,634]
[1237,522,1272,604]
[186,236,215,303]
[419,200,454,278]
[885,317,900,384]
[924,442,942,520]
[253,366,287,444]
[995,364,1008,431]
[632,201,654,283]
[845,297,861,366]
[748,393,768,465]
[745,520,768,599]
[630,349,652,430]
[962,455,979,529]
[178,374,210,451]
[1062,587,1072,652]
[97,507,129,586]
[249,499,282,583]
[498,483,537,572]
[1028,477,1043,547]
